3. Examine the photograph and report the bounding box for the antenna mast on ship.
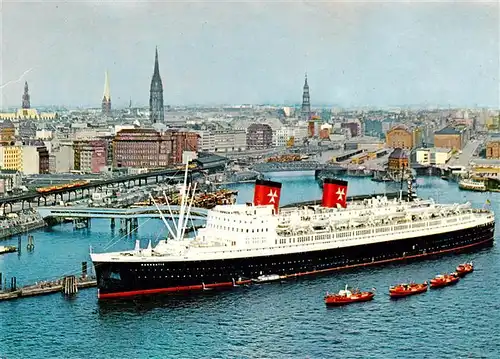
[151,161,197,242]
[399,163,405,201]
[175,162,197,240]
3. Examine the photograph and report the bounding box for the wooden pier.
[0,275,97,301]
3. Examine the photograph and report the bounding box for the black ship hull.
[93,222,494,299]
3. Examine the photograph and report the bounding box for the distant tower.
[22,81,31,109]
[301,73,311,121]
[101,71,111,116]
[149,47,164,123]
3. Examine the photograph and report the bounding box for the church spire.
[153,46,161,77]
[149,46,164,123]
[103,71,111,101]
[22,81,31,109]
[301,73,311,121]
[101,71,111,116]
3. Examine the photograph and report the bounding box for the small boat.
[389,282,428,298]
[458,179,486,192]
[252,274,282,283]
[430,273,460,289]
[456,262,474,277]
[324,285,374,306]
[0,245,17,255]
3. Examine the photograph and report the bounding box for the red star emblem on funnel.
[267,190,278,203]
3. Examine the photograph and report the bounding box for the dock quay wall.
[0,219,46,241]
[0,276,96,301]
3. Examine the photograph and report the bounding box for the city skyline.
[0,1,498,109]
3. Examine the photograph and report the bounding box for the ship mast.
[150,194,177,239]
[175,162,192,241]
[399,163,405,201]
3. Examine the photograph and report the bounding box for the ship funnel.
[322,178,348,208]
[253,179,282,214]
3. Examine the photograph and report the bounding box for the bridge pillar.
[110,218,115,228]
[119,218,126,232]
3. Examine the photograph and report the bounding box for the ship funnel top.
[322,178,348,208]
[253,179,282,214]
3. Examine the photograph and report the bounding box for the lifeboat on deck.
[430,273,460,289]
[456,262,474,277]
[324,285,374,306]
[389,282,428,298]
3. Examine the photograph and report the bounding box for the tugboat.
[389,282,428,298]
[430,273,460,289]
[324,285,375,306]
[456,262,474,277]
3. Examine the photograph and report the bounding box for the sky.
[0,0,498,109]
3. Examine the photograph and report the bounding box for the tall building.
[0,145,22,171]
[149,47,164,123]
[386,125,413,149]
[112,129,198,168]
[301,73,311,121]
[102,71,111,116]
[22,81,30,109]
[0,120,15,145]
[74,140,107,173]
[21,144,49,175]
[247,123,273,150]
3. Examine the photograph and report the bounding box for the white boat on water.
[252,274,282,283]
[458,179,486,192]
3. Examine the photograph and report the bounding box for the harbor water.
[1,176,499,358]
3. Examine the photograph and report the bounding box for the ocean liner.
[90,166,495,299]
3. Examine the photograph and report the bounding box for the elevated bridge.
[37,205,209,221]
[252,161,324,173]
[0,168,199,212]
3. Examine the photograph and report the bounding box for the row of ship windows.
[280,218,474,242]
[270,220,477,250]
[214,217,267,224]
[209,217,268,225]
[134,258,323,272]
[208,224,270,233]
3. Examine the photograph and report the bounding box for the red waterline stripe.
[282,237,493,279]
[98,238,491,299]
[98,280,252,299]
